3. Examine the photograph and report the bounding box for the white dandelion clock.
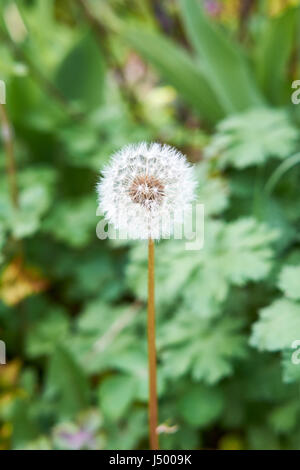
[96,142,197,450]
[97,142,197,240]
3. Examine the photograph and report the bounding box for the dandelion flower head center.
[129,174,165,208]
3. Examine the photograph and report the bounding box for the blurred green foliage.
[0,0,300,450]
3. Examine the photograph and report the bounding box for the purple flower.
[57,429,96,450]
[203,0,222,17]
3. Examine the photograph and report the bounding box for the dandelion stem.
[147,238,159,450]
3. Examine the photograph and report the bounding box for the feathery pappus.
[97,142,197,240]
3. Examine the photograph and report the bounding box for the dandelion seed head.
[97,142,197,240]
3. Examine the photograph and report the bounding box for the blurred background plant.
[0,0,300,450]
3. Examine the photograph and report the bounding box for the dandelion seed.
[97,142,197,240]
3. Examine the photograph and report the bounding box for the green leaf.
[178,384,223,428]
[206,108,298,169]
[161,426,199,451]
[10,399,38,449]
[124,28,224,124]
[265,152,300,194]
[278,265,300,301]
[281,349,300,383]
[255,8,298,104]
[247,425,281,450]
[179,0,264,113]
[160,315,247,384]
[268,400,300,434]
[250,299,300,352]
[98,374,137,421]
[182,218,277,317]
[1,167,57,239]
[108,346,165,402]
[195,162,229,216]
[22,437,52,451]
[219,218,278,285]
[43,196,96,247]
[128,218,276,318]
[242,355,294,403]
[26,307,70,358]
[105,409,147,450]
[45,344,90,418]
[127,239,199,311]
[0,224,5,265]
[70,252,124,301]
[77,300,114,333]
[68,300,142,376]
[56,33,105,110]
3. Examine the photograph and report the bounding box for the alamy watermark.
[0,340,6,365]
[291,80,300,105]
[291,340,300,365]
[0,80,6,104]
[96,203,205,251]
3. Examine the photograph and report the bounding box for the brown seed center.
[129,175,165,208]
